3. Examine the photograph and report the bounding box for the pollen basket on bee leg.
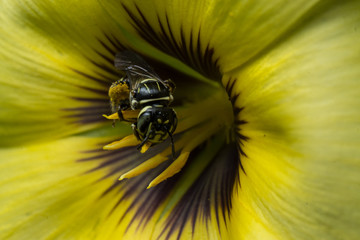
[108,79,130,99]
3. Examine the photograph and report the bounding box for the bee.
[113,50,178,157]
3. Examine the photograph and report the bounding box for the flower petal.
[223,1,360,239]
[0,136,182,240]
[100,0,321,74]
[0,133,242,240]
[0,136,117,239]
[0,0,133,146]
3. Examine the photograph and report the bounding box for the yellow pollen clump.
[109,81,129,103]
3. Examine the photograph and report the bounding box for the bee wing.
[114,50,163,90]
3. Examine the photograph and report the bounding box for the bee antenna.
[167,129,176,160]
[137,131,151,151]
[117,109,125,121]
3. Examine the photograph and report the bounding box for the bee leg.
[131,123,141,141]
[118,107,136,123]
[117,109,125,121]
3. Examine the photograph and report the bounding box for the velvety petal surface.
[222,1,360,239]
[0,0,130,146]
[1,0,359,240]
[0,130,236,240]
[0,133,183,240]
[100,0,321,73]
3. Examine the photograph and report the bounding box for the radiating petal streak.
[121,3,221,81]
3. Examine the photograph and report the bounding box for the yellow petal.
[150,134,233,239]
[0,0,134,146]
[0,136,124,239]
[0,135,195,240]
[223,1,360,239]
[100,0,321,73]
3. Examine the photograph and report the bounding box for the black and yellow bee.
[109,50,178,157]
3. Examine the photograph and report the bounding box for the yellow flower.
[1,0,360,239]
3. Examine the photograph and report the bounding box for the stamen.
[146,120,223,188]
[103,109,140,121]
[119,154,168,180]
[140,141,152,153]
[147,151,190,189]
[103,135,139,150]
[102,113,119,119]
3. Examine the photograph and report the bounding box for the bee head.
[134,106,177,144]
